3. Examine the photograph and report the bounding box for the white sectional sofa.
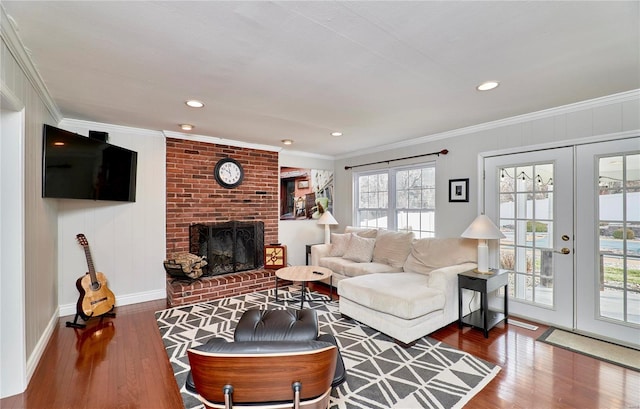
[311,227,479,346]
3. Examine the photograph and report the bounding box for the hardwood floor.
[2,286,638,409]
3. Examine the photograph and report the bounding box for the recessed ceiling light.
[281,139,293,145]
[331,132,343,137]
[180,124,194,131]
[476,81,500,91]
[185,100,204,108]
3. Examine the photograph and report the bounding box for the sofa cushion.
[329,233,352,257]
[319,257,399,277]
[343,234,376,262]
[319,257,360,276]
[345,226,378,238]
[372,230,415,268]
[338,273,445,320]
[403,237,477,275]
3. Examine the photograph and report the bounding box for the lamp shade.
[461,215,505,240]
[317,211,338,226]
[317,211,338,244]
[461,215,505,273]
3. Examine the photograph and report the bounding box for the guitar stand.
[66,307,116,329]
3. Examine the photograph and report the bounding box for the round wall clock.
[214,157,244,188]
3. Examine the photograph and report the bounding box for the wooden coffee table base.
[275,266,333,309]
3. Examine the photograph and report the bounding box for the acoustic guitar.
[74,234,116,320]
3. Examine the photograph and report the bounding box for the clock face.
[214,158,244,188]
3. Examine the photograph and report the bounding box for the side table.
[305,243,322,265]
[458,268,509,338]
[275,266,333,309]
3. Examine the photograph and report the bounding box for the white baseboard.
[23,289,166,396]
[26,307,59,386]
[58,288,166,317]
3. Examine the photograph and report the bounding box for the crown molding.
[1,5,62,122]
[278,149,334,161]
[162,130,283,153]
[60,118,164,138]
[335,89,640,161]
[0,79,23,111]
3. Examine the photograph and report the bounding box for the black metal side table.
[458,268,509,338]
[305,243,322,265]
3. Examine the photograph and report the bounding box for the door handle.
[554,248,571,255]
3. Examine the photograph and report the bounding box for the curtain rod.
[344,149,449,170]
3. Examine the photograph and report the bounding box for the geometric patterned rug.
[155,286,500,409]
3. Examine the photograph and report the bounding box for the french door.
[485,147,574,328]
[485,139,639,347]
[575,138,639,347]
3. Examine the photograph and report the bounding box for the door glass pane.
[500,162,554,306]
[598,154,640,323]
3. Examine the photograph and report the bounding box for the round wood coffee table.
[275,265,333,309]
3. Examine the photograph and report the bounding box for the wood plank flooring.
[2,286,638,408]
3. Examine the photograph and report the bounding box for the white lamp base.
[324,225,331,245]
[477,240,490,273]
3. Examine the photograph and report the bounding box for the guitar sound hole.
[91,282,101,291]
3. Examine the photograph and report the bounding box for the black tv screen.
[42,124,137,202]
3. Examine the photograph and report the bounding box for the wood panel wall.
[1,37,59,397]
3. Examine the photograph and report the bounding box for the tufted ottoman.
[186,309,345,392]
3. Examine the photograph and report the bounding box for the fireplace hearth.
[189,221,264,276]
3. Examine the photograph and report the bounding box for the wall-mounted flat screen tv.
[42,124,137,202]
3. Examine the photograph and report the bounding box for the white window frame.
[353,162,436,238]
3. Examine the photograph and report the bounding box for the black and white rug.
[155,287,500,409]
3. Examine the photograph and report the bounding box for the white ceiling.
[3,1,639,157]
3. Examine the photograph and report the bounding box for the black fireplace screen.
[189,221,264,276]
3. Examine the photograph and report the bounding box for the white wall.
[333,91,640,238]
[278,152,335,266]
[1,29,60,397]
[56,120,166,315]
[0,104,26,398]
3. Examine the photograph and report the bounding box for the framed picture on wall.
[449,178,469,202]
[280,167,334,220]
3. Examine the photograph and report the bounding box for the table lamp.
[461,214,505,273]
[317,211,338,244]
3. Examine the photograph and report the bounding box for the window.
[597,153,640,324]
[354,163,435,238]
[498,163,555,306]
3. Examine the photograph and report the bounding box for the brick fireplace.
[165,138,280,306]
[190,221,265,275]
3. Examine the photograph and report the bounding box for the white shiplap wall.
[1,36,59,396]
[56,120,166,315]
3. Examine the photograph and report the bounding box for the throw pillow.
[342,234,376,263]
[329,233,352,257]
[403,237,477,275]
[372,230,415,268]
[345,226,379,239]
[356,229,378,239]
